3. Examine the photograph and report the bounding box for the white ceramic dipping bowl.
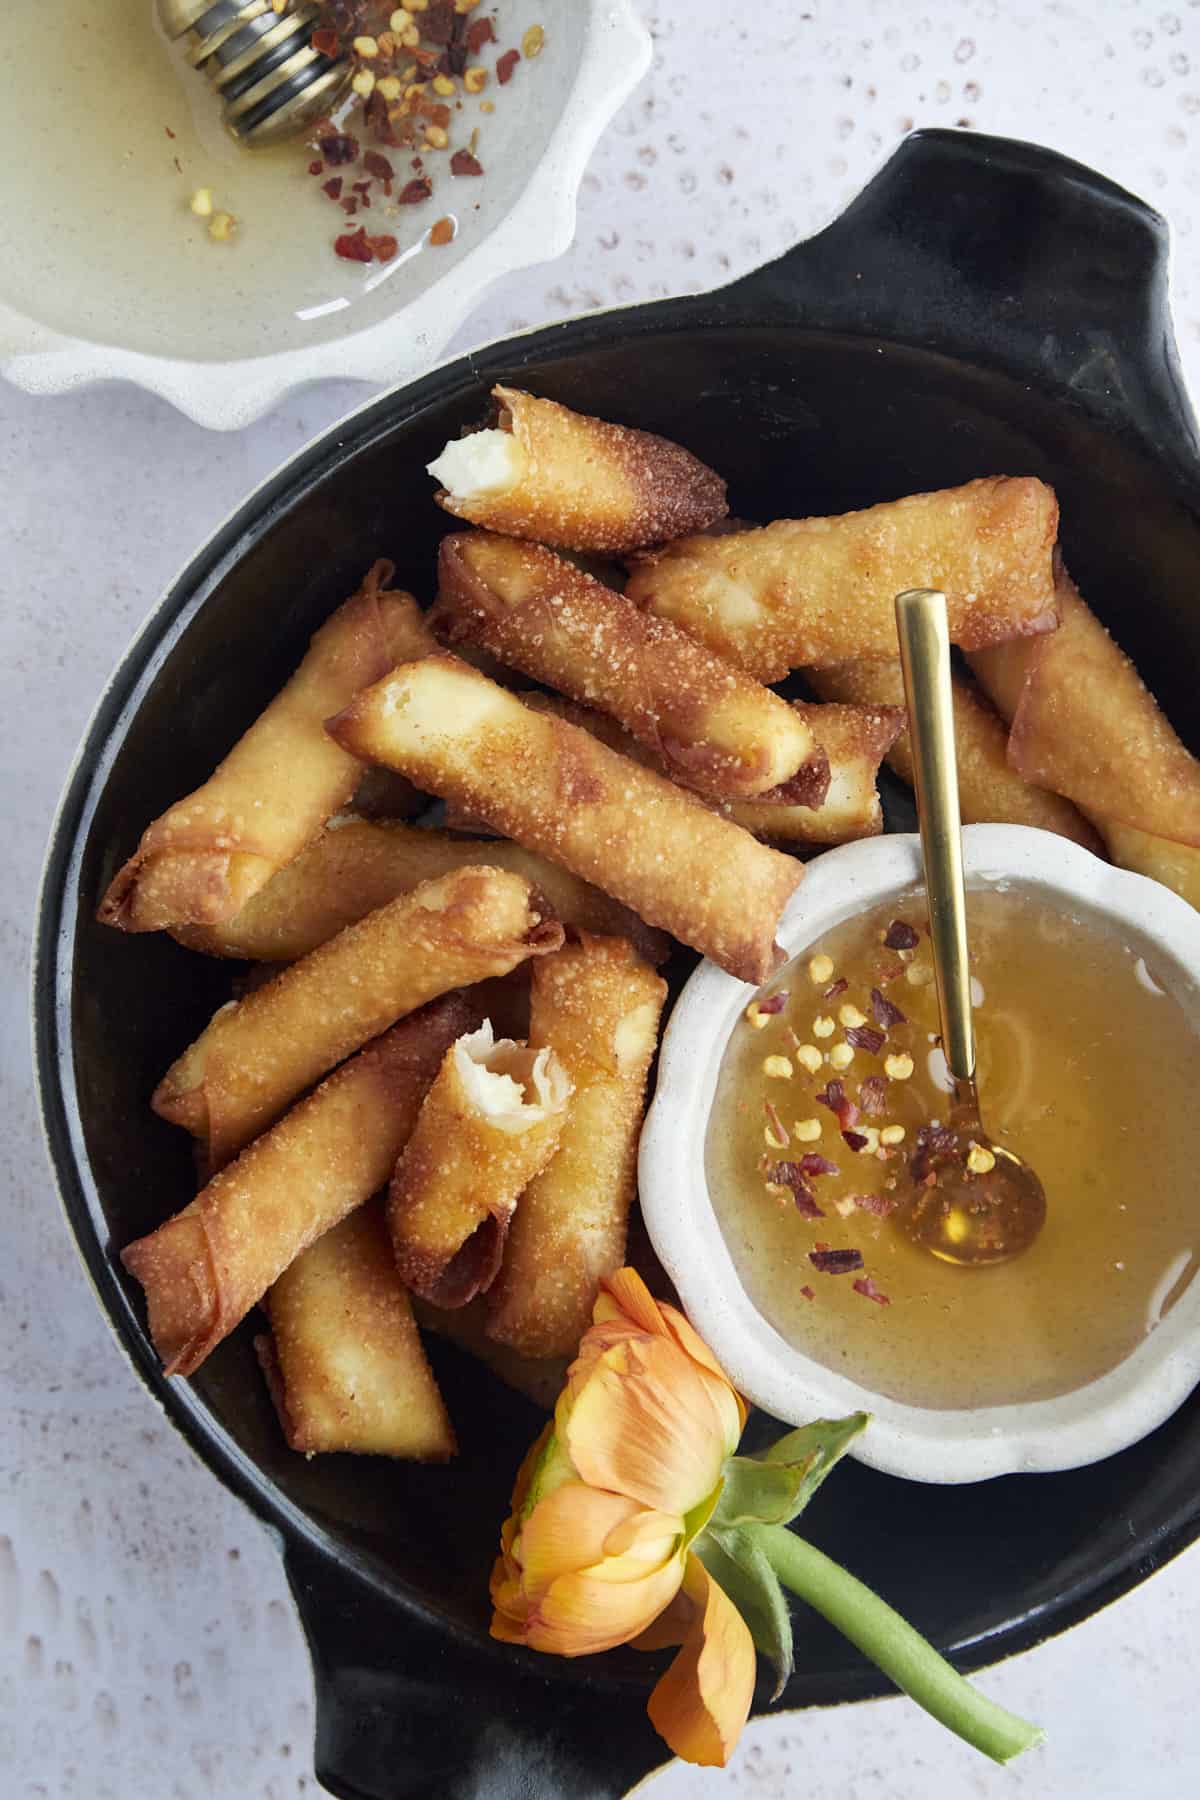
[640,825,1200,1484]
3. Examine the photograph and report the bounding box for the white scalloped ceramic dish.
[0,1,649,431]
[640,825,1200,1485]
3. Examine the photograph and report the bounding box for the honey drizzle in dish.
[706,887,1200,1411]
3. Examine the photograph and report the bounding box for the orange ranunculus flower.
[489,1268,756,1767]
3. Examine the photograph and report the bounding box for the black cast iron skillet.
[34,129,1200,1800]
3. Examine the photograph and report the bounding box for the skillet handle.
[286,1540,667,1800]
[720,127,1200,480]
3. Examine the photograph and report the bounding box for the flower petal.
[596,1267,672,1335]
[564,1336,732,1513]
[527,1549,686,1657]
[520,1484,680,1603]
[646,1553,757,1768]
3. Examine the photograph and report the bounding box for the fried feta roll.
[123,993,475,1378]
[486,934,667,1359]
[430,532,817,799]
[388,1022,572,1309]
[625,476,1060,680]
[326,655,804,984]
[98,562,435,934]
[173,818,670,967]
[255,1201,455,1460]
[809,660,1102,849]
[153,865,562,1168]
[724,699,906,846]
[520,692,901,851]
[427,384,727,553]
[969,561,1200,848]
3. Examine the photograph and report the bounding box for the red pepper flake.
[853,1192,897,1216]
[853,1275,891,1305]
[756,991,788,1016]
[763,1100,788,1147]
[823,977,848,1001]
[367,233,399,263]
[466,16,496,53]
[496,48,521,83]
[858,1076,887,1116]
[319,131,360,166]
[845,1024,886,1055]
[423,0,456,45]
[310,159,325,176]
[810,1247,864,1275]
[398,176,434,204]
[165,126,177,140]
[363,150,395,181]
[910,1124,959,1184]
[883,919,919,951]
[799,1153,839,1178]
[816,1080,860,1130]
[766,1162,825,1220]
[875,960,905,985]
[799,1284,816,1301]
[870,987,907,1030]
[312,26,339,57]
[322,177,344,199]
[842,1128,869,1153]
[340,196,360,214]
[352,179,372,194]
[450,149,484,177]
[429,216,456,246]
[334,225,373,261]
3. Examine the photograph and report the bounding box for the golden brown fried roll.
[626,476,1059,680]
[98,563,435,934]
[809,660,1102,849]
[969,562,1200,847]
[123,993,475,1378]
[725,699,906,846]
[173,818,670,966]
[413,1297,567,1411]
[326,656,804,983]
[388,1022,572,1308]
[426,385,727,553]
[430,532,817,799]
[520,692,900,851]
[154,865,562,1168]
[255,1202,455,1460]
[486,934,667,1359]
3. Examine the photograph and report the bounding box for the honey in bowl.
[705,886,1200,1411]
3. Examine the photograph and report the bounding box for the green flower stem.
[755,1523,1044,1764]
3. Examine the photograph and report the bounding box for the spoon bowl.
[901,1125,1048,1267]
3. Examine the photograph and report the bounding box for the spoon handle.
[894,589,975,1084]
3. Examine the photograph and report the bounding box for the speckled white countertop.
[4,3,1200,1796]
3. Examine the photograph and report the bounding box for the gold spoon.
[892,588,1047,1267]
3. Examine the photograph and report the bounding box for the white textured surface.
[4,2,1200,1795]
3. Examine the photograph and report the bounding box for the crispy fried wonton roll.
[99,563,435,934]
[969,561,1200,847]
[173,818,670,966]
[1100,824,1200,911]
[809,660,1102,849]
[123,993,475,1377]
[154,865,562,1168]
[430,532,817,799]
[413,1297,567,1411]
[626,476,1059,680]
[426,384,727,553]
[255,1201,455,1460]
[486,934,667,1359]
[521,691,900,851]
[388,1022,572,1309]
[326,656,804,983]
[725,699,906,846]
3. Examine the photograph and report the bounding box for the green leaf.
[753,1412,869,1521]
[697,1526,795,1701]
[711,1455,814,1528]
